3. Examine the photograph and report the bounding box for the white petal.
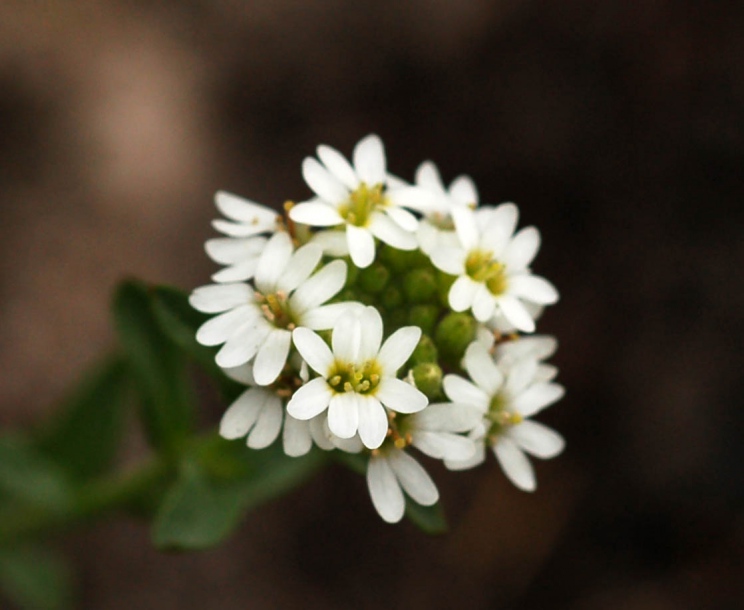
[195,305,258,346]
[212,219,273,237]
[302,157,349,204]
[276,243,323,294]
[327,393,359,439]
[375,378,428,414]
[445,441,486,471]
[219,388,264,439]
[317,144,358,190]
[367,456,405,523]
[254,232,294,294]
[353,134,386,185]
[310,229,349,255]
[415,161,445,192]
[412,402,483,433]
[309,414,336,451]
[451,205,480,250]
[508,420,565,458]
[505,358,539,396]
[497,295,536,333]
[412,431,476,461]
[442,375,490,410]
[286,377,333,420]
[471,284,497,322]
[449,275,479,312]
[449,175,478,206]
[368,212,417,250]
[388,450,439,506]
[215,321,271,368]
[390,186,439,212]
[464,342,504,396]
[298,301,364,331]
[356,395,388,449]
[289,259,348,314]
[358,306,384,362]
[283,414,313,457]
[247,397,283,449]
[289,202,345,227]
[377,326,421,376]
[252,328,292,386]
[479,203,518,256]
[384,206,419,232]
[291,327,334,375]
[189,283,252,314]
[205,236,267,265]
[214,191,279,225]
[417,221,440,255]
[346,225,376,268]
[221,363,255,385]
[332,310,363,362]
[430,246,466,275]
[508,275,559,305]
[513,383,565,417]
[493,437,536,491]
[211,260,260,283]
[502,227,540,271]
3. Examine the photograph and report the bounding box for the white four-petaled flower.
[288,134,427,268]
[430,203,559,332]
[443,342,565,491]
[287,306,428,449]
[190,231,355,386]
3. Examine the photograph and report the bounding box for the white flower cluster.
[190,134,564,523]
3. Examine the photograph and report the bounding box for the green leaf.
[150,286,242,399]
[0,436,73,513]
[153,441,325,550]
[112,280,195,454]
[34,356,130,481]
[404,498,448,535]
[0,546,73,610]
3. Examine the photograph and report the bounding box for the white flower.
[206,191,281,283]
[287,306,428,449]
[190,231,355,385]
[288,134,427,268]
[443,342,565,491]
[430,203,559,332]
[366,447,439,523]
[396,161,478,255]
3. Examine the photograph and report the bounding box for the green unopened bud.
[409,334,438,366]
[381,285,403,309]
[357,262,390,294]
[436,271,457,307]
[344,259,360,286]
[403,268,438,304]
[408,304,439,335]
[379,246,429,273]
[412,362,443,399]
[435,312,477,365]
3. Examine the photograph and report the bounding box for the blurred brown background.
[1,1,742,608]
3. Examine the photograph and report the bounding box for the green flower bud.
[436,271,456,307]
[357,262,390,294]
[435,312,477,366]
[381,285,403,309]
[344,258,360,286]
[408,304,439,336]
[379,246,429,273]
[408,334,438,366]
[403,268,438,304]
[411,362,443,400]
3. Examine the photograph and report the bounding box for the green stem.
[0,454,173,547]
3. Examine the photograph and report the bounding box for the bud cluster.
[190,134,564,523]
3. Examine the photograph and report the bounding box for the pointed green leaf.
[0,546,73,610]
[150,286,242,399]
[0,436,73,513]
[112,280,195,454]
[35,356,130,481]
[404,498,448,535]
[153,441,325,550]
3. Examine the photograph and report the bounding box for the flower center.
[327,359,382,395]
[428,211,455,230]
[465,250,508,296]
[338,182,387,227]
[256,291,296,330]
[486,394,522,441]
